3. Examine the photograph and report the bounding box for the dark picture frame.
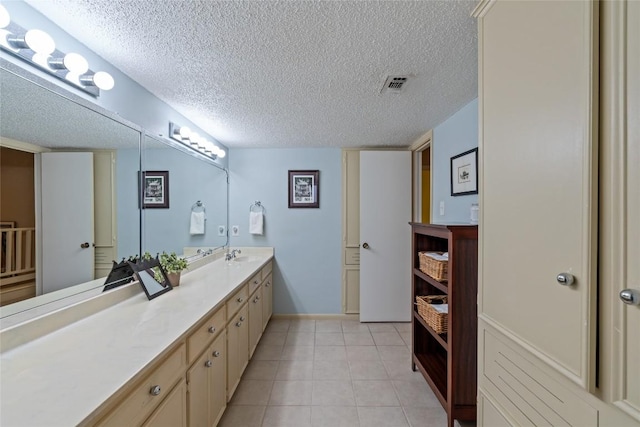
[450,148,478,196]
[128,256,173,300]
[140,170,170,209]
[288,170,319,208]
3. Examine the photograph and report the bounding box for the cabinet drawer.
[481,329,597,427]
[187,305,226,365]
[262,261,273,277]
[226,284,248,320]
[248,272,261,295]
[97,343,186,427]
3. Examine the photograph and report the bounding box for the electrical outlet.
[439,201,445,216]
[217,225,226,236]
[231,225,240,236]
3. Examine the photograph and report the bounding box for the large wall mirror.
[0,63,228,320]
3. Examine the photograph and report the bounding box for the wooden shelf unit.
[410,223,478,427]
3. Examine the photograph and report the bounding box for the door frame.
[410,130,433,223]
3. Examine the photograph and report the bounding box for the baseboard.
[272,313,360,321]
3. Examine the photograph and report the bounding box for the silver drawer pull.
[236,321,242,327]
[265,281,271,287]
[208,326,216,334]
[253,298,259,303]
[205,360,213,368]
[254,280,259,285]
[239,316,245,321]
[213,351,221,357]
[150,385,161,396]
[237,297,244,303]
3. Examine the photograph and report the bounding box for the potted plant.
[159,251,188,287]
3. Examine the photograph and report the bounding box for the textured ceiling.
[24,0,478,148]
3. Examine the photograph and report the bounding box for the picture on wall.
[140,170,170,208]
[450,148,478,196]
[288,170,319,208]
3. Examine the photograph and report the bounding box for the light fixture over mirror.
[169,122,226,161]
[0,4,114,97]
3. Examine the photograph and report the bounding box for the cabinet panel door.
[479,0,597,386]
[209,332,227,426]
[142,378,187,427]
[249,287,263,358]
[262,273,273,330]
[187,351,209,427]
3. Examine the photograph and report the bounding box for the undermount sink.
[231,255,260,263]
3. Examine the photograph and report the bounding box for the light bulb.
[31,52,51,68]
[0,4,10,29]
[63,53,88,74]
[217,149,226,159]
[93,71,114,90]
[179,126,191,139]
[190,133,200,144]
[24,29,55,54]
[65,72,81,85]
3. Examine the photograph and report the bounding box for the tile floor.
[218,319,448,427]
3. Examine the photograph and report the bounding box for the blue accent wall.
[431,98,479,223]
[228,148,342,315]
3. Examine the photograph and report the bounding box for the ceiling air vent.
[381,75,409,94]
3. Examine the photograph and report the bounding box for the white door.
[41,152,94,293]
[359,151,411,322]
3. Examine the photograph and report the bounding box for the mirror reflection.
[142,134,228,257]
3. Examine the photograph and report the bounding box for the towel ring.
[192,200,206,214]
[250,201,266,213]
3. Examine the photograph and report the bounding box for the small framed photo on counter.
[288,170,319,208]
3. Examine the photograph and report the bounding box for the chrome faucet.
[225,249,241,261]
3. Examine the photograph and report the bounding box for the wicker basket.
[418,252,448,282]
[416,295,448,334]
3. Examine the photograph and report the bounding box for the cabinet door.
[187,349,210,427]
[227,305,248,400]
[209,332,227,426]
[142,378,187,427]
[249,286,263,358]
[479,0,597,387]
[262,273,273,330]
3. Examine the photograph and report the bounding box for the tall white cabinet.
[474,0,640,425]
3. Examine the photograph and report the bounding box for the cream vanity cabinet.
[474,0,640,425]
[226,284,249,400]
[249,276,263,358]
[262,270,273,330]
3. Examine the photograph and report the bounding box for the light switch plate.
[217,225,226,236]
[231,225,239,236]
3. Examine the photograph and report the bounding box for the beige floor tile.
[346,346,380,361]
[357,407,409,427]
[275,360,314,380]
[265,319,291,333]
[286,332,316,346]
[313,359,351,380]
[260,332,288,346]
[289,319,316,332]
[377,345,411,361]
[243,360,280,380]
[218,405,265,427]
[393,322,412,332]
[229,379,273,405]
[383,360,425,382]
[353,380,400,406]
[344,332,375,346]
[393,380,441,408]
[315,320,343,332]
[252,344,284,361]
[281,345,315,361]
[400,331,413,347]
[315,332,345,346]
[367,323,398,332]
[311,380,356,406]
[372,331,406,346]
[349,360,389,380]
[403,406,448,427]
[262,406,312,427]
[269,380,313,405]
[311,406,360,427]
[342,321,371,333]
[314,345,347,361]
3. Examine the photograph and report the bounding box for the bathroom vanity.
[0,247,273,427]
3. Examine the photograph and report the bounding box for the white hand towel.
[190,211,206,235]
[249,211,264,235]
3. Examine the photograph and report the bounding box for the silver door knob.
[150,385,161,396]
[620,289,640,305]
[235,322,242,327]
[208,326,216,334]
[213,351,220,357]
[556,273,575,286]
[205,360,212,367]
[80,242,90,249]
[362,242,370,249]
[237,297,244,303]
[240,316,246,321]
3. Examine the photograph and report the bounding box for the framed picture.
[128,256,173,300]
[288,170,319,208]
[140,171,169,209]
[450,148,478,196]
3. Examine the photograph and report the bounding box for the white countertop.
[0,247,273,427]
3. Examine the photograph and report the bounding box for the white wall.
[228,148,342,315]
[431,98,479,223]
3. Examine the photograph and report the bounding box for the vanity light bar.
[0,5,114,97]
[169,122,226,161]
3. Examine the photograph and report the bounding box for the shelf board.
[413,269,448,293]
[413,311,448,350]
[414,352,447,407]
